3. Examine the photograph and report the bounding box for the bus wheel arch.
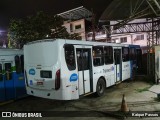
[96,77,106,97]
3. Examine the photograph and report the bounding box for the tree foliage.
[8,11,81,48]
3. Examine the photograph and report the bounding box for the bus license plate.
[37,81,43,85]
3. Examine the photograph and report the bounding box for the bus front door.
[114,49,122,83]
[76,48,92,95]
[4,62,14,100]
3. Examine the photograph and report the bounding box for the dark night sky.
[0,0,112,31]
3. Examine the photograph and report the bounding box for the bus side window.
[122,47,129,62]
[130,48,136,60]
[76,50,90,71]
[77,51,82,71]
[0,64,2,81]
[93,46,104,66]
[5,63,12,80]
[15,55,21,74]
[82,50,90,70]
[104,46,113,64]
[20,55,24,73]
[64,45,76,71]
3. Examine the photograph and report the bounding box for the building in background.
[58,6,92,40]
[58,7,150,53]
[86,29,107,41]
[109,19,152,54]
[87,18,149,53]
[62,19,91,40]
[111,33,148,54]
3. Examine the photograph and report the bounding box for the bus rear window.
[64,44,76,71]
[40,71,52,78]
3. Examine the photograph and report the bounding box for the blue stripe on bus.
[0,72,26,102]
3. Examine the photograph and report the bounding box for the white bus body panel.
[24,41,59,90]
[24,39,134,100]
[24,40,79,100]
[122,61,131,81]
[60,42,79,100]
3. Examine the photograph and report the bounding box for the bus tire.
[96,78,105,97]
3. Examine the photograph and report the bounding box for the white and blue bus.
[24,39,142,100]
[0,49,26,102]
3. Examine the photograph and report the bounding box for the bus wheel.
[96,78,105,97]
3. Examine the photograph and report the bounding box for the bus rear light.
[25,70,29,87]
[55,69,60,90]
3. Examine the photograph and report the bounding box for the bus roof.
[25,39,131,47]
[0,48,23,56]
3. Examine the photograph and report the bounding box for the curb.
[0,100,14,106]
